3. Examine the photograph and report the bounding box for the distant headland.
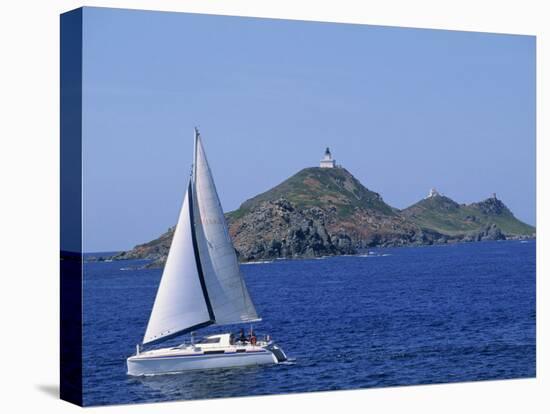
[111,148,535,266]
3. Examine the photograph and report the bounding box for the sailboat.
[127,128,287,376]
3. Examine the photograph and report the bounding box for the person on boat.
[250,329,257,346]
[237,328,247,343]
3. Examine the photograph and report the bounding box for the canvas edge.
[60,7,84,407]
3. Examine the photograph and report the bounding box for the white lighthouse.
[320,147,336,168]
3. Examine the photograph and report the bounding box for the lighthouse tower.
[320,147,336,168]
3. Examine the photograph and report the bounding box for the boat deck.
[131,333,271,360]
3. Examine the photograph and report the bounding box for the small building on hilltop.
[320,147,336,168]
[427,188,440,198]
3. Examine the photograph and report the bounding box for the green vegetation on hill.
[402,194,534,237]
[228,167,395,220]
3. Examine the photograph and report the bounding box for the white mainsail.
[193,130,260,324]
[142,129,259,346]
[142,185,213,345]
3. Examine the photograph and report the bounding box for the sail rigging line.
[188,180,216,322]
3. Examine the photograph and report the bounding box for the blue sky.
[81,7,535,252]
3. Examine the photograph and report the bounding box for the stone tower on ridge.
[427,188,440,198]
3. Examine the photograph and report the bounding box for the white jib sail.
[143,185,213,345]
[193,131,260,324]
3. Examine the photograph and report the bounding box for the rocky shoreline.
[108,197,533,268]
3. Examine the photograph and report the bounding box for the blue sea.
[82,240,536,406]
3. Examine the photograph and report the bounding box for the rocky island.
[112,148,535,266]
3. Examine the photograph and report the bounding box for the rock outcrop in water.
[111,167,535,266]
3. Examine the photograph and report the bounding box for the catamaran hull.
[127,349,281,376]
